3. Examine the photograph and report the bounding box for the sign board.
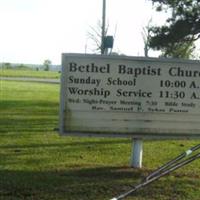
[60,53,200,139]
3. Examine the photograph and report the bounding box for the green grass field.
[0,80,200,200]
[0,68,60,79]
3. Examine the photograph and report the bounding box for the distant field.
[0,80,200,200]
[0,68,60,79]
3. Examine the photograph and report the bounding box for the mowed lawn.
[0,80,200,200]
[0,68,60,79]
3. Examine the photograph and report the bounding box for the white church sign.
[59,53,200,138]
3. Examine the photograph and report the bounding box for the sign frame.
[59,53,200,139]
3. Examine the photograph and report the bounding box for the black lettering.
[169,67,200,77]
[169,67,177,77]
[189,81,199,89]
[68,62,110,73]
[69,62,77,72]
[191,92,200,99]
[68,87,110,98]
[118,65,126,74]
[118,65,161,77]
[116,89,152,98]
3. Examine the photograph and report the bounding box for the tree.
[87,20,109,54]
[3,63,12,69]
[43,59,51,71]
[148,0,200,58]
[142,19,152,57]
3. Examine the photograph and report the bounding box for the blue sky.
[0,0,168,65]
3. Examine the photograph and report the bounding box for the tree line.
[88,0,200,59]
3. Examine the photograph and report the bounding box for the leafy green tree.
[3,63,12,69]
[149,0,200,58]
[43,59,51,71]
